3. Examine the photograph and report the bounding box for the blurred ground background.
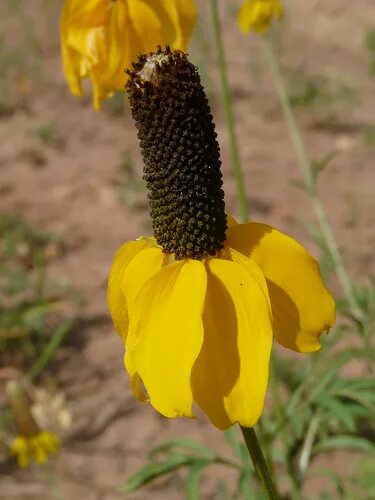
[0,0,374,498]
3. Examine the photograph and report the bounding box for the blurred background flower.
[60,0,197,109]
[6,380,60,468]
[238,0,284,34]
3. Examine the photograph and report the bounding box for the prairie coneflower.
[107,48,335,430]
[7,381,59,468]
[238,0,284,34]
[60,0,197,110]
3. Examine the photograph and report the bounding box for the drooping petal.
[127,260,206,418]
[227,222,336,352]
[95,0,136,104]
[124,350,147,402]
[191,254,273,430]
[60,0,109,100]
[107,238,158,340]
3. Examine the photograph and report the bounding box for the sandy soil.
[0,0,374,498]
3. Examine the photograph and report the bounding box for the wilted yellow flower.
[6,380,60,468]
[107,49,335,430]
[60,0,197,110]
[10,431,59,468]
[238,0,284,34]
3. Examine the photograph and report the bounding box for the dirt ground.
[1,0,374,498]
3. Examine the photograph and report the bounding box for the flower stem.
[210,0,248,222]
[240,425,280,499]
[260,38,363,323]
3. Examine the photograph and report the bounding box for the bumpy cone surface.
[126,47,227,259]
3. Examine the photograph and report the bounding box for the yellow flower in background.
[10,431,59,468]
[238,0,284,34]
[107,49,336,431]
[60,0,197,110]
[6,380,60,468]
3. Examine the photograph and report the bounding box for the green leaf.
[316,395,357,431]
[313,436,375,455]
[150,438,216,461]
[338,378,375,392]
[185,460,209,500]
[119,453,196,493]
[331,389,375,413]
[311,151,339,180]
[28,322,71,379]
[307,361,345,401]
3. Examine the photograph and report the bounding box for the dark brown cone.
[126,46,227,260]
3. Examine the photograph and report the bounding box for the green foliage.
[119,436,261,499]
[121,281,375,499]
[0,214,73,471]
[34,122,58,145]
[287,69,358,114]
[364,125,375,146]
[0,0,39,115]
[0,213,70,367]
[365,27,375,75]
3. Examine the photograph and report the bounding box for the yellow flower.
[107,48,335,430]
[238,0,284,34]
[108,219,335,430]
[60,0,197,110]
[10,431,59,468]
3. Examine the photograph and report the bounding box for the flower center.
[126,46,227,260]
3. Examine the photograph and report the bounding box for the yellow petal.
[101,0,136,91]
[124,350,147,402]
[127,260,206,418]
[238,0,284,34]
[60,0,197,109]
[10,436,29,468]
[131,0,197,51]
[60,0,109,99]
[172,0,197,50]
[191,254,273,430]
[226,213,238,228]
[60,44,83,97]
[32,438,48,465]
[107,238,157,340]
[38,432,59,455]
[227,223,336,352]
[129,1,165,50]
[121,246,168,402]
[121,246,165,321]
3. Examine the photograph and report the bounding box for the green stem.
[240,426,280,500]
[260,38,363,322]
[210,0,249,222]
